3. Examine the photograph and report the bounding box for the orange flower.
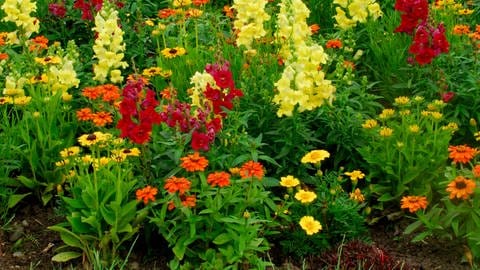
[207,171,231,187]
[326,39,342,49]
[76,108,93,121]
[29,35,49,51]
[101,84,121,102]
[91,111,113,127]
[310,24,320,34]
[181,195,197,208]
[164,176,191,194]
[473,165,480,178]
[448,145,477,164]
[343,60,355,70]
[168,201,176,211]
[0,53,9,60]
[446,176,476,200]
[223,5,234,18]
[193,0,209,6]
[82,86,102,100]
[158,8,177,19]
[400,196,428,213]
[452,24,470,35]
[240,161,265,180]
[136,185,158,204]
[180,152,209,172]
[161,87,176,99]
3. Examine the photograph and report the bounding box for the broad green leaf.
[7,193,31,208]
[51,251,82,262]
[48,226,84,249]
[213,233,231,245]
[17,175,38,189]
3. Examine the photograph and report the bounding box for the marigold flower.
[301,150,330,164]
[207,171,231,187]
[448,145,477,164]
[299,216,322,235]
[0,53,8,60]
[446,176,476,200]
[409,125,420,133]
[400,196,428,213]
[223,5,234,18]
[295,189,317,203]
[193,0,209,6]
[136,185,158,205]
[326,39,342,49]
[349,188,365,203]
[164,176,191,195]
[345,170,365,182]
[181,195,196,208]
[280,175,300,188]
[379,108,395,119]
[161,47,186,59]
[180,152,209,172]
[394,96,410,105]
[229,167,241,176]
[240,161,265,180]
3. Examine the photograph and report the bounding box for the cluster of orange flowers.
[76,84,121,127]
[452,24,480,48]
[29,35,49,51]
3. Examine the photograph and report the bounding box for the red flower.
[441,92,455,103]
[49,3,67,18]
[191,131,211,151]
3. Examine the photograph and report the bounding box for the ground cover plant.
[0,0,479,269]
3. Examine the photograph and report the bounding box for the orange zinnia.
[136,185,158,204]
[101,84,121,102]
[193,0,209,6]
[76,108,93,121]
[310,24,320,34]
[448,145,477,164]
[29,35,49,51]
[164,176,191,195]
[91,111,113,127]
[240,161,265,180]
[207,171,231,187]
[473,165,480,178]
[223,5,234,18]
[0,53,8,60]
[446,176,476,200]
[400,196,428,213]
[181,195,197,208]
[180,152,209,172]
[158,8,177,19]
[326,39,342,49]
[82,86,102,100]
[452,25,470,35]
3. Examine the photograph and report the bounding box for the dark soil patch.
[0,205,472,269]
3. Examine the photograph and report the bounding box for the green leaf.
[213,233,231,245]
[7,193,31,208]
[17,175,38,189]
[41,193,53,206]
[51,251,82,262]
[48,226,84,249]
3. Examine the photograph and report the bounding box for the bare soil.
[0,204,472,270]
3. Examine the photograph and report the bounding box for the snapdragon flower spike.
[409,22,449,65]
[394,0,429,34]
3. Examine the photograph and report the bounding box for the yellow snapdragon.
[232,0,271,49]
[333,0,382,30]
[1,0,39,38]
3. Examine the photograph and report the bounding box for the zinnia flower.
[326,39,342,49]
[164,176,191,195]
[400,196,428,213]
[301,150,330,164]
[473,165,480,178]
[181,195,197,208]
[295,189,317,203]
[448,145,477,164]
[446,176,476,200]
[207,172,231,187]
[240,161,265,180]
[180,152,209,172]
[136,185,158,205]
[299,216,322,235]
[280,175,300,188]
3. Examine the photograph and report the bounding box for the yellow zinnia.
[299,216,322,235]
[280,175,300,188]
[301,150,330,164]
[295,189,317,203]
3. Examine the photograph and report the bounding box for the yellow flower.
[394,96,410,106]
[35,56,61,65]
[379,127,393,137]
[345,170,365,182]
[295,189,317,203]
[301,150,330,164]
[299,216,322,235]
[173,0,191,7]
[349,188,365,203]
[361,119,377,129]
[77,131,110,147]
[13,96,32,105]
[430,111,443,120]
[409,125,420,133]
[280,175,300,188]
[161,47,186,59]
[55,159,69,167]
[60,146,81,158]
[379,108,395,119]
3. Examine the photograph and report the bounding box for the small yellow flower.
[301,150,330,164]
[60,146,81,158]
[295,189,317,204]
[379,127,393,137]
[34,56,61,65]
[145,19,154,26]
[399,109,411,116]
[394,96,410,106]
[413,96,424,103]
[345,170,365,182]
[379,109,395,119]
[430,111,443,120]
[349,188,365,203]
[299,216,322,235]
[280,175,300,188]
[161,47,187,59]
[362,119,378,129]
[409,125,420,133]
[55,159,70,167]
[13,96,32,105]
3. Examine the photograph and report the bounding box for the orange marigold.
[207,171,231,187]
[240,161,265,180]
[181,195,197,208]
[76,108,93,121]
[164,176,191,195]
[448,145,477,164]
[446,176,476,200]
[400,196,428,213]
[326,39,342,49]
[101,84,121,102]
[136,185,158,204]
[180,152,209,172]
[29,35,49,51]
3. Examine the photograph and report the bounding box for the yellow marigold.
[301,150,330,164]
[295,189,317,203]
[345,170,365,182]
[299,216,322,235]
[362,119,378,129]
[280,175,300,188]
[379,127,393,137]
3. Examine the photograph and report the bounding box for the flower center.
[455,181,467,189]
[169,48,177,54]
[87,134,97,141]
